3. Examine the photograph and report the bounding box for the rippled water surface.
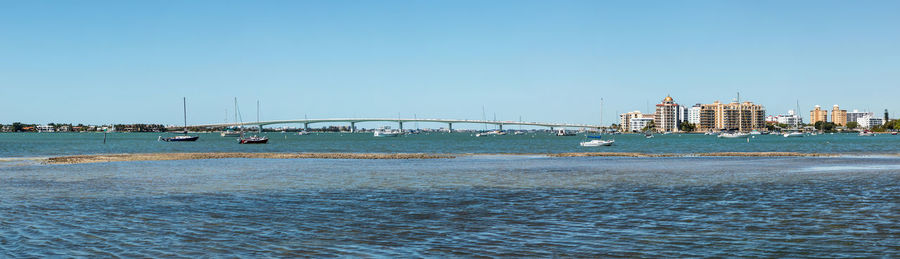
[1,132,899,157]
[2,156,898,257]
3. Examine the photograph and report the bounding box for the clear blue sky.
[2,0,898,128]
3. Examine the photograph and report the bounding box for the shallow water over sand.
[2,156,898,257]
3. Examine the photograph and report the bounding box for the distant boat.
[859,130,875,136]
[374,126,401,137]
[160,97,199,142]
[238,99,268,144]
[556,129,576,136]
[513,131,526,135]
[476,130,506,137]
[783,132,804,138]
[221,130,241,137]
[297,131,310,135]
[749,130,763,135]
[222,99,242,137]
[580,135,614,147]
[718,132,749,138]
[239,135,268,144]
[645,133,653,139]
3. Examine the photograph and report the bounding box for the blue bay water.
[1,133,899,257]
[0,132,899,158]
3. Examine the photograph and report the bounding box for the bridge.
[189,118,604,132]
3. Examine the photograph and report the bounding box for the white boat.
[476,130,506,137]
[374,127,401,137]
[718,132,749,138]
[513,131,526,135]
[749,131,762,135]
[859,131,875,136]
[221,131,241,137]
[556,129,576,136]
[783,132,804,138]
[580,136,614,147]
[297,131,310,135]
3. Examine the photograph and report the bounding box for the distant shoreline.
[38,152,862,165]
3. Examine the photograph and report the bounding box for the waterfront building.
[810,105,827,124]
[831,105,847,126]
[629,117,655,132]
[765,110,802,128]
[619,111,645,132]
[697,100,766,132]
[687,104,701,124]
[36,125,55,133]
[654,95,681,133]
[858,115,885,129]
[846,110,874,124]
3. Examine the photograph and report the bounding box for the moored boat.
[221,130,241,137]
[580,135,614,147]
[783,132,804,138]
[556,129,576,136]
[374,127,401,137]
[239,135,268,144]
[718,132,749,138]
[160,97,199,142]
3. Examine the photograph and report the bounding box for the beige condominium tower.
[654,95,680,133]
[810,105,827,124]
[831,105,847,126]
[697,100,766,132]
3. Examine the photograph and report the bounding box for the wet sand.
[43,152,844,164]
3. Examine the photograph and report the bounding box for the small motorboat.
[221,131,241,137]
[374,127,401,137]
[859,130,875,136]
[239,135,268,144]
[892,132,898,135]
[297,131,310,135]
[783,132,804,138]
[556,129,576,136]
[476,130,506,137]
[580,136,614,147]
[718,132,749,138]
[513,131,526,135]
[645,133,653,139]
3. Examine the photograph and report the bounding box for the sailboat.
[581,98,614,146]
[160,97,200,142]
[221,98,242,137]
[238,99,268,144]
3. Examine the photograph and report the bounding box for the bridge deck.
[189,118,602,129]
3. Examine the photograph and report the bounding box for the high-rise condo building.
[846,110,873,124]
[654,95,680,133]
[831,105,847,126]
[810,105,827,124]
[697,100,766,132]
[619,111,647,132]
[688,104,701,124]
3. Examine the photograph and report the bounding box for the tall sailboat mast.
[183,97,188,134]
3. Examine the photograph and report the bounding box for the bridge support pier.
[499,124,503,131]
[550,127,554,131]
[448,123,452,132]
[258,125,263,133]
[399,122,404,131]
[350,122,355,133]
[304,123,309,132]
